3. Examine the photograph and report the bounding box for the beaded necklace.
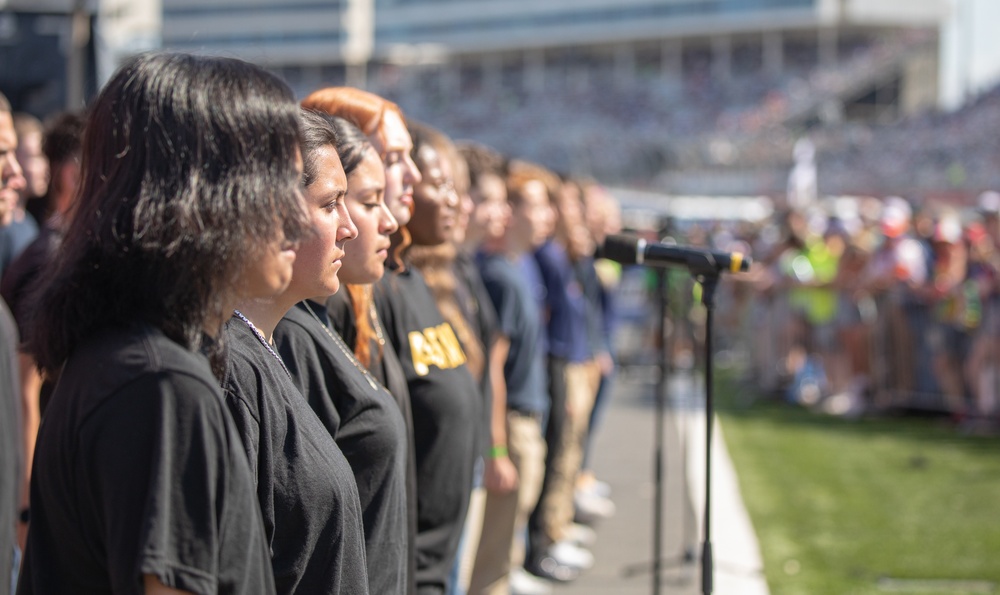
[301,301,380,391]
[232,309,292,379]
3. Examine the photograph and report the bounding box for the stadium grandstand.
[158,0,997,201]
[4,0,999,200]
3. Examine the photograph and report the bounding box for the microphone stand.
[612,234,738,594]
[620,267,696,591]
[652,267,667,595]
[652,267,699,594]
[620,267,676,593]
[696,271,720,595]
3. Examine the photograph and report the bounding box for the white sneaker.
[574,491,616,524]
[591,479,612,498]
[578,477,612,499]
[510,567,553,595]
[563,522,597,547]
[549,540,595,570]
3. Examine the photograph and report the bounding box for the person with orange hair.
[301,87,420,257]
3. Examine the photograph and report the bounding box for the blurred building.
[0,0,158,115]
[0,0,97,116]
[6,0,1000,192]
[153,0,1000,192]
[161,0,372,90]
[156,0,960,115]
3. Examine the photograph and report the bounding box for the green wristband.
[489,445,508,459]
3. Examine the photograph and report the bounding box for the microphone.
[601,234,751,275]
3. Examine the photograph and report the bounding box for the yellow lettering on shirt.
[437,323,467,368]
[408,322,468,376]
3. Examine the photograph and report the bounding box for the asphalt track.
[552,367,770,595]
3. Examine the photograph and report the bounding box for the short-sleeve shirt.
[533,239,590,362]
[222,318,368,595]
[274,301,408,595]
[327,288,418,595]
[18,325,275,595]
[375,267,479,595]
[453,251,500,453]
[476,251,548,415]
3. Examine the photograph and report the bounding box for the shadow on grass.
[715,376,1000,460]
[614,365,1000,460]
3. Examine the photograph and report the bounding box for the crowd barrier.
[612,265,1000,420]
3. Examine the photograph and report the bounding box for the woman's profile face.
[340,147,397,284]
[410,143,460,246]
[289,144,357,301]
[371,109,420,228]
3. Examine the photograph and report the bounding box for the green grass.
[717,382,1000,595]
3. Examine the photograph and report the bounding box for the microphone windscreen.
[601,234,641,265]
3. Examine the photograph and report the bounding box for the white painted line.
[672,376,770,595]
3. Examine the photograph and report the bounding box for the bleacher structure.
[5,0,992,195]
[154,0,954,194]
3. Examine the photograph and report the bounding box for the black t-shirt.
[222,318,369,595]
[0,299,20,595]
[274,301,408,595]
[476,252,549,415]
[327,289,418,595]
[374,267,479,595]
[18,325,275,595]
[452,250,500,455]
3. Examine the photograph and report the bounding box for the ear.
[54,159,82,215]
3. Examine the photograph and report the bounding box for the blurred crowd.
[643,192,1000,429]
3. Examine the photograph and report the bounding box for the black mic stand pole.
[695,271,721,595]
[651,267,667,595]
[650,267,698,594]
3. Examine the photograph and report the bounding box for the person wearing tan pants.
[470,411,547,594]
[468,164,555,594]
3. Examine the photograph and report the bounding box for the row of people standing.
[1,50,619,595]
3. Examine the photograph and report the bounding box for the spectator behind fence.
[16,52,300,595]
[966,194,1000,418]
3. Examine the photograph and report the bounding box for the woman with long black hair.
[18,52,305,594]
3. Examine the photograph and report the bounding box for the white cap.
[978,191,1000,213]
